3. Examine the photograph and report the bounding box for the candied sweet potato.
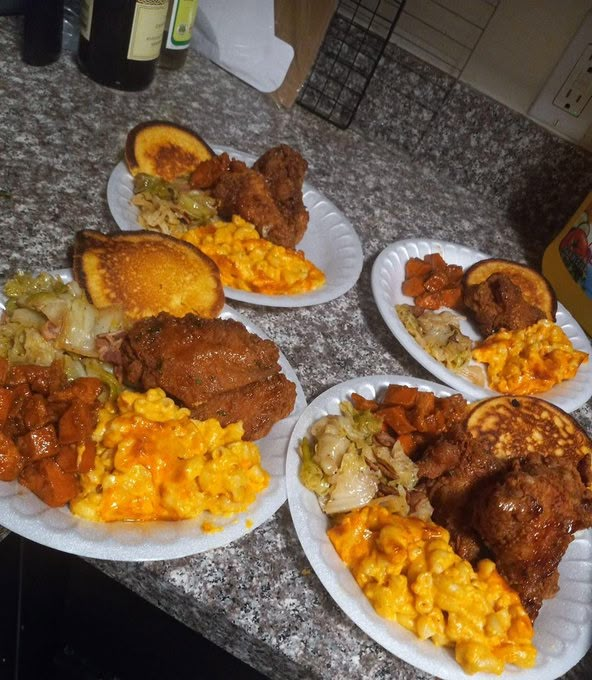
[19,458,80,507]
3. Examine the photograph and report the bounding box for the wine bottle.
[22,0,64,66]
[159,0,199,70]
[78,0,168,91]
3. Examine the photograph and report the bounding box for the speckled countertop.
[1,17,591,680]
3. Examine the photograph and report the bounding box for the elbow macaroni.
[182,215,326,295]
[327,505,536,675]
[472,319,588,395]
[70,388,269,525]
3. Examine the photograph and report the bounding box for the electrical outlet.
[552,44,592,117]
[529,12,592,145]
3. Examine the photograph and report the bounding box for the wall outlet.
[529,11,592,148]
[552,44,592,117]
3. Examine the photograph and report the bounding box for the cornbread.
[466,395,592,468]
[182,215,325,295]
[73,229,224,320]
[125,120,214,181]
[70,388,269,523]
[472,319,588,394]
[328,505,536,675]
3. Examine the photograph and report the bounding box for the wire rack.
[297,0,406,129]
[297,0,497,131]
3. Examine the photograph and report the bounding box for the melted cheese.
[182,215,326,295]
[472,319,588,394]
[70,388,269,523]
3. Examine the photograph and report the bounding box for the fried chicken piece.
[191,373,296,441]
[463,273,546,336]
[253,145,309,247]
[211,166,298,248]
[416,426,506,562]
[120,312,296,440]
[472,455,592,620]
[189,152,232,190]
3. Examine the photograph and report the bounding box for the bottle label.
[128,0,169,62]
[166,0,199,50]
[80,0,94,41]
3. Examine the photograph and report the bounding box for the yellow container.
[543,191,592,336]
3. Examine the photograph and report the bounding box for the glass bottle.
[22,0,64,66]
[159,0,199,70]
[78,0,169,91]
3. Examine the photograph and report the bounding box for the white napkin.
[192,0,294,93]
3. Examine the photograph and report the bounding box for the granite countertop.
[1,18,591,680]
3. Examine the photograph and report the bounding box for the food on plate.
[182,215,325,295]
[463,258,557,324]
[70,388,269,523]
[124,120,214,181]
[208,159,304,250]
[472,319,588,394]
[395,304,484,384]
[298,384,468,515]
[119,312,296,440]
[252,144,309,247]
[397,251,588,396]
[463,273,548,337]
[73,229,224,321]
[413,395,592,619]
[0,271,126,392]
[328,505,536,675]
[131,173,218,236]
[472,454,592,620]
[0,358,104,507]
[466,394,592,463]
[401,253,463,311]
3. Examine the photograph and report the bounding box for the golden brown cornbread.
[467,396,592,468]
[73,229,224,321]
[463,259,557,321]
[125,120,214,181]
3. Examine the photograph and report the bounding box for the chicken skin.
[473,455,592,620]
[463,273,546,336]
[188,144,309,249]
[120,312,296,440]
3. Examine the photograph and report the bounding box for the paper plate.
[107,145,363,307]
[371,239,592,412]
[0,270,306,561]
[286,374,592,680]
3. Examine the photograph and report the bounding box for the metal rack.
[297,0,497,131]
[298,0,406,129]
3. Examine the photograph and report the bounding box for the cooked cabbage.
[0,271,126,388]
[299,401,421,516]
[396,304,472,370]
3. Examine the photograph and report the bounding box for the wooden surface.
[271,0,336,108]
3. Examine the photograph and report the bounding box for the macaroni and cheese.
[70,388,269,524]
[472,319,588,394]
[328,505,536,675]
[182,215,326,295]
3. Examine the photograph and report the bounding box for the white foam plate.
[0,270,306,561]
[107,145,363,308]
[371,239,592,412]
[286,374,592,680]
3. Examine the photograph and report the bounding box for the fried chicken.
[415,426,506,562]
[473,455,592,620]
[463,273,546,336]
[188,145,309,249]
[212,166,297,248]
[119,312,296,440]
[253,144,309,247]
